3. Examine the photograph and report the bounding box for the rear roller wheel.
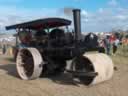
[16,48,44,80]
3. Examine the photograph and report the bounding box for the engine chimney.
[73,9,81,41]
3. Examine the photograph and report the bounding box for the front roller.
[71,53,114,85]
[16,48,44,80]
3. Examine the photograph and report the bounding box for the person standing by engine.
[2,44,6,54]
[104,35,111,55]
[18,30,32,48]
[113,37,120,55]
[98,37,105,53]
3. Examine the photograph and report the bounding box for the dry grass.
[116,45,128,57]
[111,44,128,62]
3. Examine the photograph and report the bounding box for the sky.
[1,0,128,33]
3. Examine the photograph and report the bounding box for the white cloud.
[81,5,128,32]
[98,8,104,13]
[108,0,118,7]
[116,15,127,20]
[1,0,128,33]
[0,6,60,33]
[2,6,128,33]
[81,10,88,16]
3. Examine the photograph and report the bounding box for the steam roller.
[6,9,114,85]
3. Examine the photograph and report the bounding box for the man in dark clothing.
[113,38,120,55]
[2,44,6,54]
[104,35,111,55]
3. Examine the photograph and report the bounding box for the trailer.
[6,9,114,85]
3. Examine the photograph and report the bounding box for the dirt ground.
[0,54,128,96]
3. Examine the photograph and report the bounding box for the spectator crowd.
[98,33,121,56]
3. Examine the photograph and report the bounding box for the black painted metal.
[66,70,98,77]
[73,9,82,41]
[5,9,101,79]
[6,18,71,30]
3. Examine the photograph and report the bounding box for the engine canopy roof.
[6,18,71,30]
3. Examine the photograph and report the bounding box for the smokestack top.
[73,9,81,12]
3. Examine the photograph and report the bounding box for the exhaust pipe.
[73,9,82,41]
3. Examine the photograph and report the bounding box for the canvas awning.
[6,18,71,30]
